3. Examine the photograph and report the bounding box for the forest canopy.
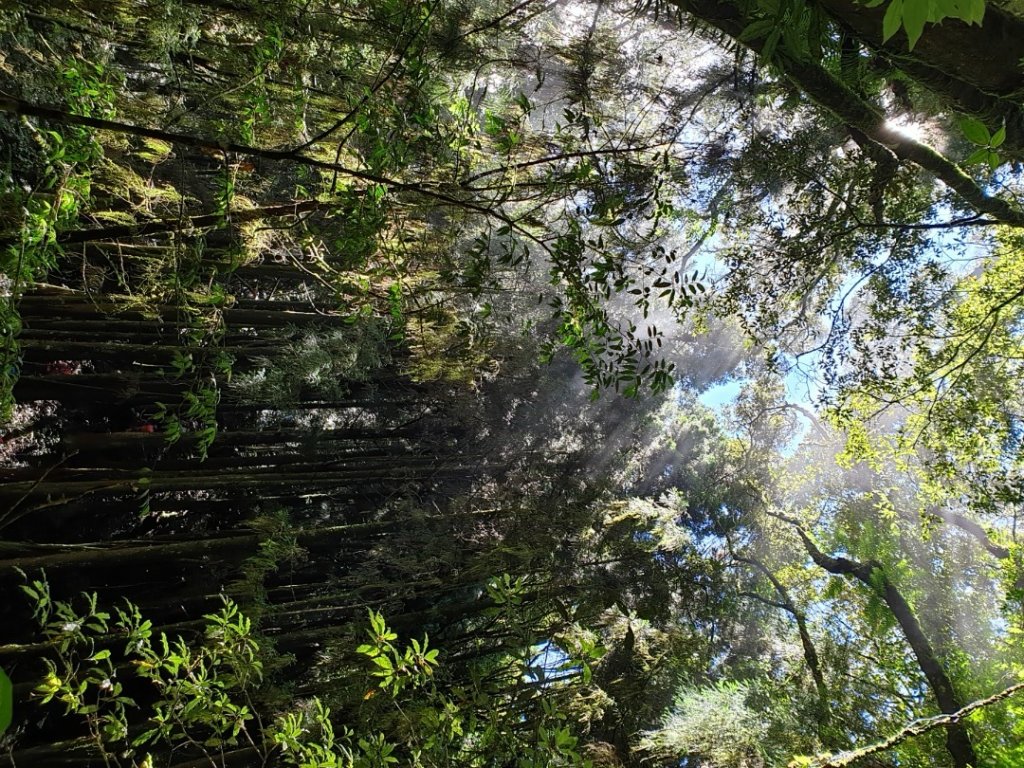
[0,1,1023,767]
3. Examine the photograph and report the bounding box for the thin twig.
[0,450,79,530]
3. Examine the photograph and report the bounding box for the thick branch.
[800,68,1020,225]
[667,0,1024,227]
[933,508,1010,559]
[816,0,1024,158]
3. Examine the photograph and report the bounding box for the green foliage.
[868,0,985,49]
[834,228,1024,516]
[14,570,606,768]
[640,682,769,767]
[356,609,440,696]
[130,601,262,749]
[960,116,1006,170]
[0,124,98,421]
[152,382,221,460]
[739,0,825,62]
[0,44,122,421]
[18,571,264,757]
[17,571,321,763]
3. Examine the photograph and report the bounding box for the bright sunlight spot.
[884,116,928,142]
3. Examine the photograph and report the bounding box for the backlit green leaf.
[902,0,928,48]
[960,116,991,146]
[882,0,904,41]
[965,147,990,166]
[739,19,776,42]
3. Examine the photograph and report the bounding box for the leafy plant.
[960,116,1006,170]
[356,609,440,697]
[152,383,221,459]
[872,0,985,49]
[17,571,267,763]
[13,571,598,768]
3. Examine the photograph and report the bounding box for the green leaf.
[761,28,782,60]
[960,116,991,146]
[987,150,1001,170]
[0,668,11,734]
[991,124,1006,148]
[882,0,903,41]
[902,0,928,48]
[965,147,990,165]
[739,19,776,42]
